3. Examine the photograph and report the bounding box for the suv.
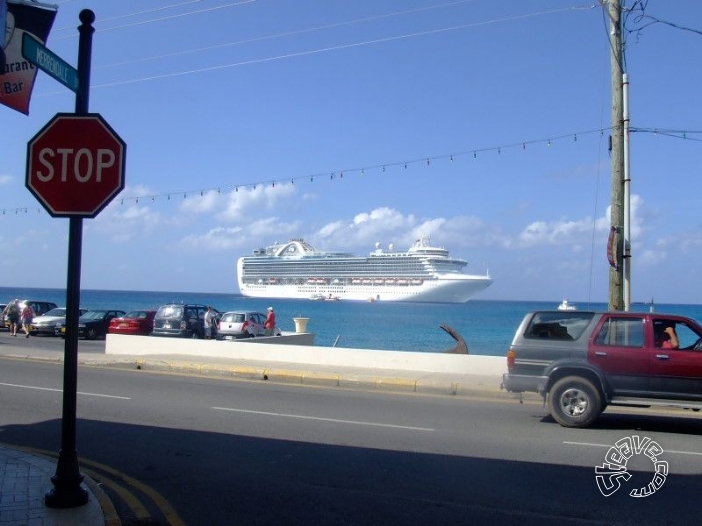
[502,310,702,428]
[2,300,58,330]
[216,310,281,340]
[152,304,219,339]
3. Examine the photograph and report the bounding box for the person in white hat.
[264,306,276,336]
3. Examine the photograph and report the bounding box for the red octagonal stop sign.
[26,113,126,218]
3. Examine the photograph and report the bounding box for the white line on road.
[0,382,131,400]
[212,407,434,432]
[564,441,702,456]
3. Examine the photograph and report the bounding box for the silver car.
[216,311,281,340]
[30,307,87,336]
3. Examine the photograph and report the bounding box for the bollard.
[293,317,309,333]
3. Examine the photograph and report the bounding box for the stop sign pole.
[30,10,117,509]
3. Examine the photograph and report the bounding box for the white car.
[216,311,281,340]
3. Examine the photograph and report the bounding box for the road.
[0,348,701,524]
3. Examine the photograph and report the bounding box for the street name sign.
[21,33,79,93]
[26,113,126,218]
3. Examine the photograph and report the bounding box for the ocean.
[2,286,701,357]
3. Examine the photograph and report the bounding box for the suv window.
[652,318,701,350]
[594,317,644,347]
[525,312,594,341]
[156,305,184,319]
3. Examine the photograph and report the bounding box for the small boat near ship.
[310,293,341,301]
[557,299,577,311]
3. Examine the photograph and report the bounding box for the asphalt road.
[1,355,701,525]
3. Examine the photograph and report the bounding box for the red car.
[107,310,156,336]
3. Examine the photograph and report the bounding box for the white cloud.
[0,175,12,185]
[516,194,646,250]
[178,217,302,251]
[179,190,224,214]
[220,184,296,222]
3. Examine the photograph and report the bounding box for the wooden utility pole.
[607,0,625,311]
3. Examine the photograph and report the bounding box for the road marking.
[212,407,435,431]
[564,441,702,456]
[0,382,131,399]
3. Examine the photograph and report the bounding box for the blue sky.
[2,0,701,304]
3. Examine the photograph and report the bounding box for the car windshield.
[43,308,67,317]
[124,311,150,319]
[81,311,108,321]
[156,306,183,319]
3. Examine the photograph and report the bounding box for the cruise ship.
[236,236,492,303]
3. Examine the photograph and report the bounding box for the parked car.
[30,307,88,336]
[151,304,220,339]
[216,310,281,340]
[0,304,6,330]
[55,309,126,340]
[2,300,58,330]
[502,310,702,428]
[107,310,156,336]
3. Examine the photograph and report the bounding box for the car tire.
[86,328,97,340]
[548,376,603,428]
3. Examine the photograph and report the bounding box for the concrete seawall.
[105,332,506,377]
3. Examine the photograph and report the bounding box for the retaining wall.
[105,333,506,376]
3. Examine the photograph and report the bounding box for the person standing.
[6,299,20,336]
[264,306,276,336]
[20,302,34,338]
[204,306,217,340]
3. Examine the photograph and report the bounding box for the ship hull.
[238,272,492,303]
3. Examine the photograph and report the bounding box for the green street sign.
[21,33,79,93]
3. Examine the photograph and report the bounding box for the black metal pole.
[45,9,94,509]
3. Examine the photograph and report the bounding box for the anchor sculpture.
[439,324,468,354]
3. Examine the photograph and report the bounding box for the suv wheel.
[548,376,602,428]
[86,328,97,340]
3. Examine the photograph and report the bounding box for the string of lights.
[2,125,698,218]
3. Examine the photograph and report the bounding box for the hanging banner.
[1,0,57,115]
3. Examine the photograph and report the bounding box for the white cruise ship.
[236,236,492,303]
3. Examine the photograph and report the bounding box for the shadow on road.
[2,417,700,526]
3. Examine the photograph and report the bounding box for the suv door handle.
[595,351,607,357]
[655,354,670,360]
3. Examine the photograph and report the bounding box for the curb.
[92,357,540,401]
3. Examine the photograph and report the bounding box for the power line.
[88,6,588,90]
[95,0,482,71]
[51,0,256,39]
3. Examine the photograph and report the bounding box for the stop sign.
[26,113,126,218]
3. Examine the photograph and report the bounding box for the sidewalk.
[0,445,105,526]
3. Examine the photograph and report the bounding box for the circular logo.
[595,435,668,497]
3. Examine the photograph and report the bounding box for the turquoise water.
[2,286,701,356]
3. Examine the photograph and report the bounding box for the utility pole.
[607,0,625,311]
